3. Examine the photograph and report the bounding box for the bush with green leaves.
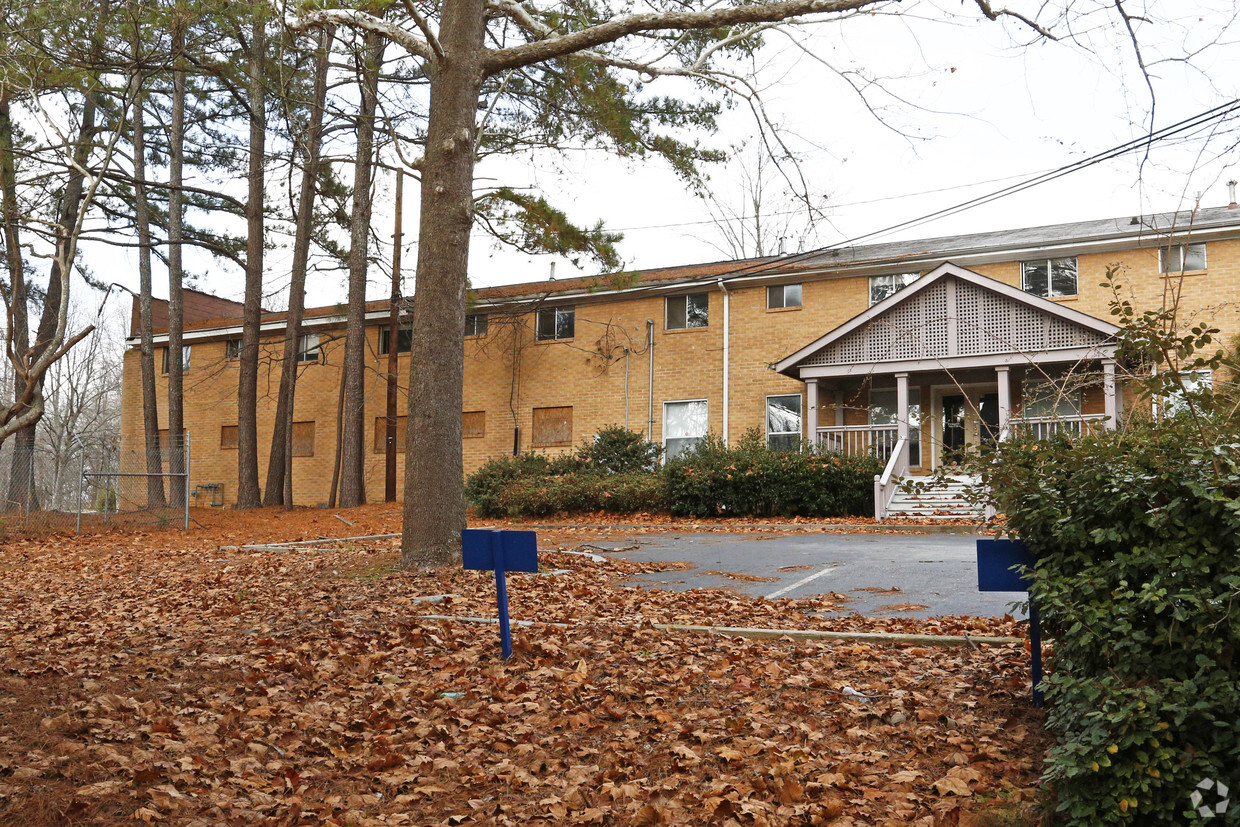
[979,422,1240,823]
[576,424,663,474]
[496,471,667,517]
[663,429,881,518]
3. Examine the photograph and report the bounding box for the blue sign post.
[462,529,538,660]
[976,538,1043,707]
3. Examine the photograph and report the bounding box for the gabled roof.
[774,262,1121,378]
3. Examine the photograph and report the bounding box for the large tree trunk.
[264,25,333,507]
[236,10,266,509]
[166,17,187,508]
[337,29,383,509]
[132,81,168,509]
[401,0,484,566]
[1,88,34,511]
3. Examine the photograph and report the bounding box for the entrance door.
[942,395,966,465]
[979,393,1000,447]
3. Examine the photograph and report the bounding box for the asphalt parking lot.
[590,532,1025,619]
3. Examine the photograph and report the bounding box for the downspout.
[646,319,655,438]
[717,280,730,445]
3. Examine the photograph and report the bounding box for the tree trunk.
[1,88,34,512]
[236,10,266,509]
[264,25,332,507]
[401,0,485,566]
[338,29,383,509]
[132,80,168,509]
[166,17,187,508]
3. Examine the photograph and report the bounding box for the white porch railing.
[873,436,908,521]
[815,425,899,459]
[1010,414,1107,441]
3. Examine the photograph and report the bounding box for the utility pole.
[385,170,403,502]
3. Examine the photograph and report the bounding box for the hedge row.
[465,427,882,519]
[980,417,1240,823]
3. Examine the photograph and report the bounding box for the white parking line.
[764,565,838,599]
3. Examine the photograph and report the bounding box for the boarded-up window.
[462,411,485,439]
[373,415,407,453]
[291,421,315,457]
[220,425,239,449]
[532,406,572,447]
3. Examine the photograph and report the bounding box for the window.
[1022,382,1082,419]
[869,273,919,306]
[869,388,922,467]
[297,334,321,363]
[462,411,486,438]
[224,339,241,360]
[220,425,238,449]
[1162,370,1212,417]
[666,293,709,329]
[161,346,191,374]
[1021,257,1077,298]
[532,406,573,446]
[465,314,488,337]
[536,306,574,340]
[1160,243,1207,273]
[664,400,707,460]
[765,395,802,451]
[373,415,407,453]
[767,284,802,309]
[291,421,316,457]
[379,327,412,355]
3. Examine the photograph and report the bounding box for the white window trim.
[767,284,802,309]
[1159,243,1207,273]
[662,398,708,460]
[665,293,709,330]
[764,394,803,449]
[536,306,574,341]
[1020,257,1078,298]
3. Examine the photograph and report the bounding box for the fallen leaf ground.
[0,505,1048,826]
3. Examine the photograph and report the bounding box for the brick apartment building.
[121,204,1240,508]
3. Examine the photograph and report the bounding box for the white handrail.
[874,436,908,521]
[879,435,907,487]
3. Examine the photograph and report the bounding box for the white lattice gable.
[775,262,1120,377]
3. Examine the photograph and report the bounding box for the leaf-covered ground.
[0,505,1047,825]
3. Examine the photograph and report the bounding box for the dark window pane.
[1021,261,1049,296]
[556,308,574,339]
[686,293,709,327]
[536,309,556,340]
[767,285,782,308]
[666,297,687,329]
[465,313,488,337]
[1049,258,1077,296]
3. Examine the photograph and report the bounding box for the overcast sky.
[105,2,1240,310]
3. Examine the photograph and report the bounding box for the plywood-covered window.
[462,411,486,438]
[373,415,407,453]
[532,406,572,447]
[220,425,239,449]
[291,421,316,457]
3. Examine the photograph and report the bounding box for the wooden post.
[385,170,403,502]
[805,378,818,450]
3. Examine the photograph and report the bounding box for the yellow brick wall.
[119,237,1240,506]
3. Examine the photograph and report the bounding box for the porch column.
[834,390,845,426]
[996,366,1011,441]
[896,372,910,468]
[806,379,818,449]
[1103,359,1117,429]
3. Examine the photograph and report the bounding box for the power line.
[714,98,1240,281]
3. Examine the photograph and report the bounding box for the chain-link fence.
[0,432,190,539]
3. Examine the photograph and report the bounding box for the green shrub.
[577,424,662,474]
[979,420,1240,824]
[663,429,881,518]
[464,452,558,517]
[496,472,667,517]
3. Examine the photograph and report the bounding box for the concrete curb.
[516,523,988,535]
[418,614,1020,647]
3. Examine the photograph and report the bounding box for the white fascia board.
[795,344,1119,380]
[127,311,365,347]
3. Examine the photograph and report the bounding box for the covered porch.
[775,262,1122,519]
